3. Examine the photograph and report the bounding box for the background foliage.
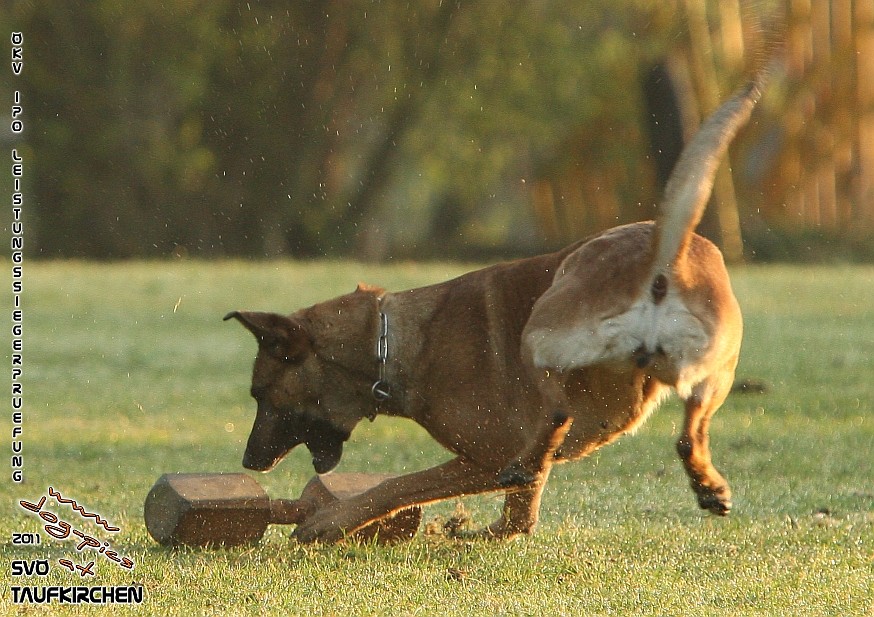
[3,0,872,260]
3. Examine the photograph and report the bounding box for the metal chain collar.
[371,310,391,403]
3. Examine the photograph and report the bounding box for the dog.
[225,70,766,544]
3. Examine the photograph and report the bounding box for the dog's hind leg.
[677,371,734,515]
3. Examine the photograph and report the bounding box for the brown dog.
[226,72,765,544]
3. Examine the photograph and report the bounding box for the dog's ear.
[224,311,312,362]
[355,282,385,296]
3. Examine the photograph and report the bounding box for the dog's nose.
[633,345,652,368]
[633,343,668,368]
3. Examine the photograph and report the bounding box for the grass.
[2,260,872,616]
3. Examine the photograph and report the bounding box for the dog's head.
[225,287,383,474]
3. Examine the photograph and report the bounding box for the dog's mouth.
[243,407,351,475]
[303,418,348,474]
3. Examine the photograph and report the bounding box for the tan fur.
[227,77,764,543]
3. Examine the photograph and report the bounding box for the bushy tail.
[652,65,771,272]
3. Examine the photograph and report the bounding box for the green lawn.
[2,260,872,616]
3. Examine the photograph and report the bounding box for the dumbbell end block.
[144,472,272,547]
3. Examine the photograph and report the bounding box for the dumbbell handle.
[265,472,390,526]
[268,498,309,525]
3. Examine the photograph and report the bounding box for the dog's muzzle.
[243,403,351,475]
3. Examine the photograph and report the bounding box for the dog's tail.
[651,63,772,277]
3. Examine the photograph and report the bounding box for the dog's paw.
[292,504,354,544]
[696,486,732,516]
[292,518,347,544]
[698,493,732,516]
[496,462,536,488]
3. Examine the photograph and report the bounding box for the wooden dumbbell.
[144,472,421,547]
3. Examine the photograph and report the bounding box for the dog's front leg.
[478,475,553,539]
[497,410,572,488]
[475,413,573,539]
[292,457,502,544]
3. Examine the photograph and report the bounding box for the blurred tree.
[7,2,224,257]
[6,0,675,258]
[200,0,461,256]
[5,0,871,260]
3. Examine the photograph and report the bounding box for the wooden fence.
[530,0,874,260]
[770,0,874,231]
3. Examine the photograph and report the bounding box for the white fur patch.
[527,288,709,396]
